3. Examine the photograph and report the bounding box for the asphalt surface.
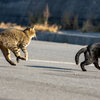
[0,40,100,100]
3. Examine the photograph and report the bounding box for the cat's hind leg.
[80,51,92,71]
[93,58,100,70]
[0,45,16,65]
[16,49,20,63]
[10,45,26,61]
[80,60,92,71]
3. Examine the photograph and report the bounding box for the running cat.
[0,26,36,65]
[75,43,100,71]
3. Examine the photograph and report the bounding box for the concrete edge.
[36,31,100,45]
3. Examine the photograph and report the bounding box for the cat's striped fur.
[0,26,36,65]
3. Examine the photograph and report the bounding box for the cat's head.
[23,26,37,40]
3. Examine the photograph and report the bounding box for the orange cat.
[0,26,36,65]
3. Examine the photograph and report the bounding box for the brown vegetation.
[61,12,72,30]
[0,22,26,30]
[0,3,100,33]
[29,4,60,32]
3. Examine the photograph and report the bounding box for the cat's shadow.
[25,65,80,72]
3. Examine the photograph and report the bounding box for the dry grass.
[61,12,72,30]
[82,19,95,33]
[34,24,59,32]
[61,13,79,30]
[43,4,50,26]
[73,15,79,30]
[0,22,59,32]
[0,22,26,30]
[1,11,99,33]
[28,4,60,32]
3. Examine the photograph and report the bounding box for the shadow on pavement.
[25,65,80,71]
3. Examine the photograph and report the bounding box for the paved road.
[0,41,100,100]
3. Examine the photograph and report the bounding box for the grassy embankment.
[0,4,100,33]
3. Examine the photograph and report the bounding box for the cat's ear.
[31,25,35,30]
[32,26,35,30]
[29,26,35,31]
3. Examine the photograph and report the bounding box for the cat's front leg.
[21,46,28,61]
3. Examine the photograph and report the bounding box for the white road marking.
[0,57,75,65]
[29,59,75,65]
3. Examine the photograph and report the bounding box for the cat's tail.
[75,48,87,65]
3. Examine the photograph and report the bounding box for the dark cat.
[75,43,100,71]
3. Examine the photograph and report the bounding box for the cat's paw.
[25,57,28,61]
[16,58,20,63]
